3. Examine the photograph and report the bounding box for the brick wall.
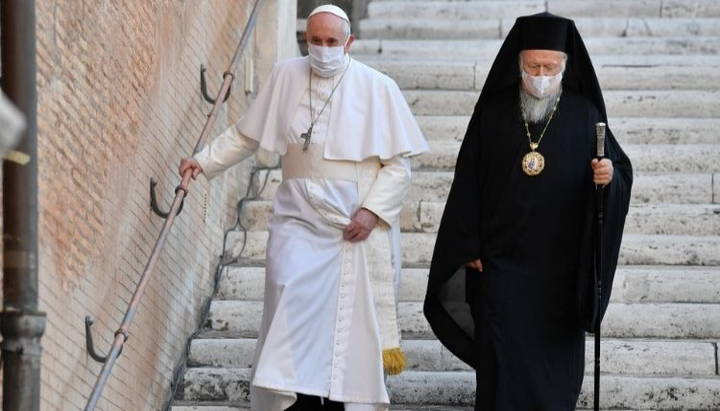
[1,0,295,409]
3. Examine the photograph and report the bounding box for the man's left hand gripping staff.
[591,158,613,186]
[343,208,379,242]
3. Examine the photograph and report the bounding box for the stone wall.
[0,0,295,409]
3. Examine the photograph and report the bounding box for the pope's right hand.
[179,157,203,180]
[466,259,483,272]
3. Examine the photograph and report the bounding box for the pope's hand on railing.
[179,157,204,180]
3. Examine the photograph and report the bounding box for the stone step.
[402,89,720,117]
[395,373,720,409]
[177,368,720,409]
[367,0,720,19]
[230,231,720,266]
[360,17,720,40]
[362,54,720,67]
[550,0,720,18]
[250,170,718,204]
[240,200,720,235]
[414,142,720,172]
[352,37,720,59]
[362,59,720,90]
[621,204,720,236]
[358,19,507,41]
[188,337,718,376]
[415,116,720,145]
[206,299,720,339]
[218,265,720,304]
[367,0,546,20]
[178,368,251,403]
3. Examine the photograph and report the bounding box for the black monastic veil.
[423,12,633,410]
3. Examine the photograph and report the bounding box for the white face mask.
[307,42,349,77]
[521,70,563,99]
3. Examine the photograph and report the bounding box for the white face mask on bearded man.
[521,70,563,99]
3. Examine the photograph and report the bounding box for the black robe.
[423,84,633,409]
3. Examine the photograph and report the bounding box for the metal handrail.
[83,1,266,409]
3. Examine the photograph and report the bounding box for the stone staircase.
[171,1,720,409]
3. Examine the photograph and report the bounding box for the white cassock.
[194,56,427,411]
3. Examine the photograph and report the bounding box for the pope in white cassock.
[179,5,428,411]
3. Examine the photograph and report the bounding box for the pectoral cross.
[301,126,313,151]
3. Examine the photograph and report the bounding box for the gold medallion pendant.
[522,150,545,176]
[520,92,561,177]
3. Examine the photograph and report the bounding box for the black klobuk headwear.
[478,12,607,123]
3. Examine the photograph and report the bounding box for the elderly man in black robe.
[424,13,633,410]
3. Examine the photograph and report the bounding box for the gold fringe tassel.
[382,347,406,375]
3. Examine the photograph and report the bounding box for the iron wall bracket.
[200,65,233,104]
[150,178,186,219]
[84,316,124,364]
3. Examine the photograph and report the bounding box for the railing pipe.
[190,0,263,158]
[84,0,266,409]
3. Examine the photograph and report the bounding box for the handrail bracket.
[200,65,234,104]
[150,178,187,219]
[84,316,124,364]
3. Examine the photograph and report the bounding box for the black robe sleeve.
[423,114,483,367]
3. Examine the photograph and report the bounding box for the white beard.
[520,86,562,123]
